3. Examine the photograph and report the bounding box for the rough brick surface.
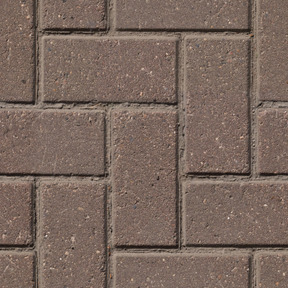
[259,0,288,100]
[184,182,288,245]
[112,110,177,246]
[185,38,250,174]
[41,0,106,29]
[0,253,34,287]
[115,0,249,30]
[42,37,177,103]
[258,254,288,288]
[258,109,288,174]
[40,182,106,288]
[0,110,104,175]
[0,182,32,245]
[0,0,34,102]
[115,254,249,288]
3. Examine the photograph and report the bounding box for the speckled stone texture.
[0,0,34,102]
[185,38,250,174]
[41,0,106,29]
[258,254,288,288]
[112,110,177,246]
[115,0,249,30]
[115,254,250,288]
[42,37,177,103]
[258,109,288,174]
[0,253,34,287]
[0,110,105,175]
[184,182,288,245]
[0,182,32,245]
[259,0,288,100]
[40,182,106,288]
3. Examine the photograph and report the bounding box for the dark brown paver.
[112,110,177,246]
[42,37,177,103]
[185,38,250,174]
[0,0,34,102]
[259,0,288,101]
[40,182,106,288]
[41,0,106,29]
[258,254,288,288]
[0,253,34,288]
[0,182,32,245]
[258,109,288,174]
[115,0,249,30]
[184,182,288,245]
[115,254,249,288]
[0,110,105,175]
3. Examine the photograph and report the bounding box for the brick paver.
[0,253,34,287]
[40,182,106,288]
[257,253,288,288]
[185,37,250,174]
[112,110,177,246]
[184,182,288,245]
[42,37,177,103]
[258,0,288,101]
[0,0,34,102]
[115,254,249,287]
[41,0,106,29]
[258,109,288,174]
[0,110,105,175]
[0,182,32,245]
[115,0,250,30]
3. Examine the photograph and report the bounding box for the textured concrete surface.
[1,0,288,287]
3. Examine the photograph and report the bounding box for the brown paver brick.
[115,254,249,288]
[259,0,288,101]
[41,0,106,29]
[40,182,106,288]
[258,253,288,288]
[0,182,32,245]
[185,38,250,174]
[0,0,34,102]
[184,182,288,245]
[42,37,177,103]
[0,110,105,175]
[0,253,34,288]
[115,0,249,30]
[258,109,288,174]
[112,110,177,246]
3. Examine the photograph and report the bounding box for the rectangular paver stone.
[41,0,106,29]
[0,182,32,245]
[259,0,288,100]
[40,182,106,288]
[115,254,249,288]
[0,253,34,288]
[116,0,249,30]
[42,37,177,103]
[0,110,105,175]
[112,110,177,246]
[0,0,34,102]
[258,109,288,174]
[185,37,250,174]
[184,182,288,245]
[257,253,288,288]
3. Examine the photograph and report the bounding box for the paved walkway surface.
[0,0,287,287]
